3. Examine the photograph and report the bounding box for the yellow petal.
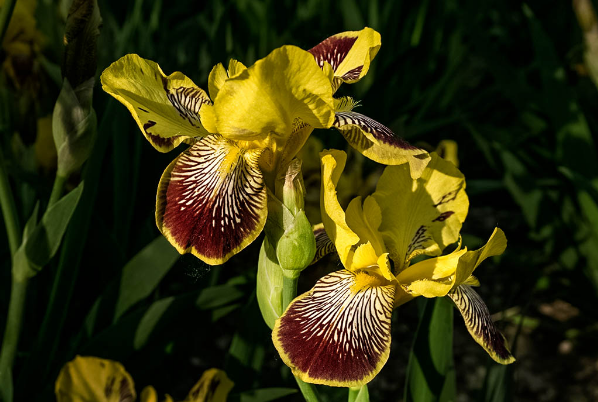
[209,45,334,141]
[454,228,507,287]
[372,153,469,270]
[184,368,234,402]
[273,269,395,387]
[101,54,211,152]
[352,242,380,269]
[333,111,430,177]
[140,386,158,402]
[448,285,515,364]
[55,356,136,402]
[345,195,385,257]
[435,140,459,167]
[397,248,467,298]
[156,134,267,265]
[208,63,227,101]
[320,150,360,268]
[227,58,247,77]
[308,27,381,88]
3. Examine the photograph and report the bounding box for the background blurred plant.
[0,0,598,401]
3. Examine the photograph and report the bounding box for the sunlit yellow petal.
[101,54,211,152]
[397,248,467,297]
[209,45,334,141]
[208,63,227,101]
[345,195,385,257]
[156,134,267,265]
[308,27,381,87]
[320,150,360,268]
[227,59,247,77]
[273,269,395,387]
[454,228,507,287]
[184,368,234,402]
[352,242,379,269]
[372,153,468,270]
[55,356,136,402]
[448,285,515,364]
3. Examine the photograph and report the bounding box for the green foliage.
[1,0,598,400]
[404,298,456,402]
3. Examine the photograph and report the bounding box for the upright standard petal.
[309,27,381,89]
[209,46,335,141]
[333,111,430,178]
[273,270,395,387]
[320,150,360,268]
[373,153,469,270]
[55,356,136,402]
[101,54,211,152]
[448,285,515,364]
[454,228,507,287]
[156,135,267,265]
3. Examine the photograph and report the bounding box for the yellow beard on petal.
[351,270,391,293]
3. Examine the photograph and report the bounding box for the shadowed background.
[1,0,597,401]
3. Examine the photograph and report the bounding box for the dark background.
[1,0,598,401]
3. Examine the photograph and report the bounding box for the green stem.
[0,0,16,45]
[348,385,369,402]
[295,377,322,402]
[0,148,21,256]
[282,273,298,309]
[0,279,27,370]
[48,174,67,207]
[281,271,322,402]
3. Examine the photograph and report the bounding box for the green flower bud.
[280,158,305,216]
[63,0,102,88]
[52,78,97,177]
[276,210,316,273]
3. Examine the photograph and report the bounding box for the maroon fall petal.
[156,134,267,264]
[273,270,395,386]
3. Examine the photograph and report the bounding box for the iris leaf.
[404,298,456,402]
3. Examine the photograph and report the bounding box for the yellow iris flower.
[55,356,233,402]
[272,151,515,388]
[101,28,429,265]
[1,0,44,89]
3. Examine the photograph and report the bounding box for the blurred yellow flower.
[55,356,233,402]
[1,0,44,88]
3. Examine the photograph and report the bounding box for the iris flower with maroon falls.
[100,27,429,265]
[272,151,515,387]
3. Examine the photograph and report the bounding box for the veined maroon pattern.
[334,111,419,150]
[311,225,336,265]
[276,270,395,384]
[448,285,514,362]
[308,35,358,72]
[157,134,266,261]
[166,86,211,128]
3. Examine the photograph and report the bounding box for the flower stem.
[282,271,322,402]
[348,385,369,402]
[0,147,24,401]
[0,277,28,393]
[48,174,68,207]
[0,148,21,256]
[295,377,322,402]
[0,0,16,44]
[282,273,298,309]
